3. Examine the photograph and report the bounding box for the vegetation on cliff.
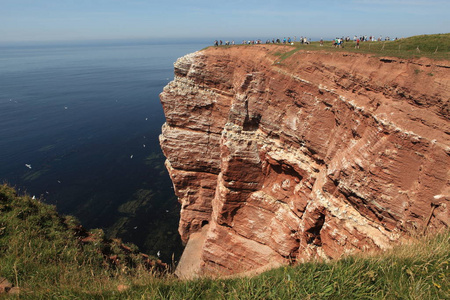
[267,33,450,61]
[0,184,448,298]
[0,184,166,297]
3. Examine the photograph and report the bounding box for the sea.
[0,39,210,261]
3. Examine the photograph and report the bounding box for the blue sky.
[1,0,449,42]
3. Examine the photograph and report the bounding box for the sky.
[1,0,449,43]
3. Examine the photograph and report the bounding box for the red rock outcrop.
[159,45,450,278]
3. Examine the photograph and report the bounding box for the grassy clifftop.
[0,184,449,299]
[264,33,450,61]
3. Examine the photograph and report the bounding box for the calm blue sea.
[0,39,209,258]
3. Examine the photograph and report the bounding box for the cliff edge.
[159,45,449,278]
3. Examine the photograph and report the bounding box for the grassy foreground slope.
[0,184,165,298]
[0,184,449,299]
[112,235,450,299]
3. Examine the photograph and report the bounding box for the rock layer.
[159,45,450,278]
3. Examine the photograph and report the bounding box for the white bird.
[25,164,32,169]
[130,155,133,159]
[32,195,36,200]
[145,118,148,121]
[143,144,146,148]
[64,106,68,110]
[157,251,160,257]
[57,180,61,183]
[133,226,138,230]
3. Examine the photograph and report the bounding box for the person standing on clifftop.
[355,38,360,49]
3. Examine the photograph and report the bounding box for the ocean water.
[0,40,209,260]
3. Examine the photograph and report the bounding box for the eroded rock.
[160,45,450,277]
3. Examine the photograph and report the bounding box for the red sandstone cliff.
[159,45,450,278]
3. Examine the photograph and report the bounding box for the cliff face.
[159,45,450,278]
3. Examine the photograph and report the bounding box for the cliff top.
[208,33,450,61]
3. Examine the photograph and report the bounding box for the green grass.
[0,184,166,298]
[267,33,450,62]
[335,33,450,60]
[125,232,449,300]
[1,184,449,299]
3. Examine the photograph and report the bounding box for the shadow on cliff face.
[243,113,261,131]
[304,211,326,247]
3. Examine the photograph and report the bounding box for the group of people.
[214,35,398,48]
[214,36,311,47]
[356,35,396,42]
[214,40,235,46]
[334,35,399,48]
